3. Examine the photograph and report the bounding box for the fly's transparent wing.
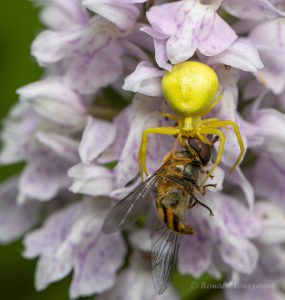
[102,174,158,234]
[150,203,181,295]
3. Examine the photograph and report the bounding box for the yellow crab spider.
[138,61,245,179]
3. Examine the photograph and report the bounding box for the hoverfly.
[102,137,217,294]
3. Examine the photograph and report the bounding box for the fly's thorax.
[175,150,192,159]
[183,163,199,181]
[172,151,200,182]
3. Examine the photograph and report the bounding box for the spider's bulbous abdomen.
[162,61,219,117]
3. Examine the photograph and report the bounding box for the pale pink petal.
[147,0,237,65]
[17,77,84,108]
[253,108,285,154]
[36,255,73,290]
[184,192,261,274]
[36,132,79,163]
[179,224,212,277]
[23,202,81,258]
[24,199,126,298]
[218,237,258,274]
[123,61,164,96]
[114,95,172,187]
[70,232,126,298]
[0,103,40,164]
[166,1,203,63]
[32,16,124,95]
[0,177,40,244]
[64,38,124,94]
[255,201,285,245]
[223,0,285,21]
[35,0,89,30]
[211,67,248,168]
[146,1,180,35]
[249,157,285,210]
[83,0,143,32]
[32,27,87,65]
[207,38,263,72]
[154,38,172,70]
[79,117,116,164]
[140,26,171,70]
[226,167,255,210]
[97,255,179,300]
[250,19,285,94]
[17,78,86,128]
[68,163,114,196]
[198,12,237,57]
[98,104,132,164]
[20,150,71,201]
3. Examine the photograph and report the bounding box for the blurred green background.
[0,2,222,300]
[0,1,71,299]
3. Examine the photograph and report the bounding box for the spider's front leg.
[138,127,180,179]
[201,119,245,173]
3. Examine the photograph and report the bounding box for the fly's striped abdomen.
[155,198,194,234]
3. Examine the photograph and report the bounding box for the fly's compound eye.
[187,138,212,166]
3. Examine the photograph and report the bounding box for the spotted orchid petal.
[98,253,179,300]
[146,0,237,67]
[113,94,171,187]
[180,192,261,276]
[225,270,284,300]
[19,149,71,201]
[98,229,179,300]
[249,156,285,210]
[83,0,146,32]
[179,223,213,277]
[207,38,264,72]
[68,163,114,196]
[32,17,124,94]
[226,167,255,210]
[252,108,285,155]
[97,103,132,164]
[123,61,164,96]
[79,117,116,164]
[223,0,285,21]
[211,67,248,169]
[140,25,171,70]
[34,0,89,30]
[17,78,86,128]
[64,38,124,94]
[0,103,40,164]
[0,177,40,244]
[36,132,79,163]
[254,201,285,245]
[24,199,126,298]
[249,18,285,94]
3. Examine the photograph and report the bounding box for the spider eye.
[187,138,211,166]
